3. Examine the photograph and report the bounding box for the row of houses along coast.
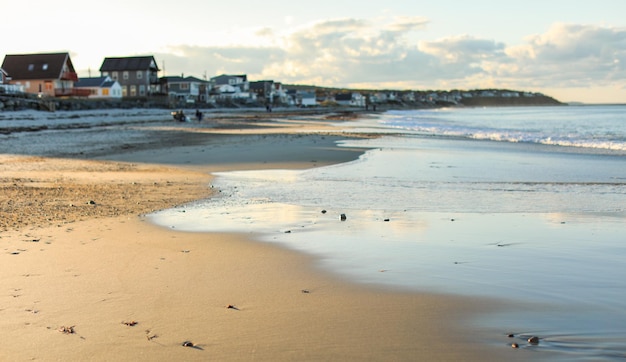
[0,52,323,108]
[0,52,558,110]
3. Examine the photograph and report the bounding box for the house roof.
[101,80,117,88]
[99,56,159,72]
[211,74,248,84]
[334,93,352,101]
[161,76,185,83]
[75,76,109,87]
[162,75,208,83]
[1,52,74,80]
[249,80,274,90]
[185,76,207,83]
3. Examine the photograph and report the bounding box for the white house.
[350,92,366,107]
[214,84,254,100]
[297,90,317,107]
[273,82,290,104]
[211,74,249,93]
[74,76,122,99]
[334,92,366,107]
[0,67,23,94]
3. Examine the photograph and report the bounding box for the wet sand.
[0,110,523,361]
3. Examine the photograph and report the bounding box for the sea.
[149,105,626,360]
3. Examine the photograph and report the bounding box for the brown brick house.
[1,52,87,97]
[99,56,160,97]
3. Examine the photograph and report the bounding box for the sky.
[3,0,626,103]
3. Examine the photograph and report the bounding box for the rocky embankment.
[0,94,168,112]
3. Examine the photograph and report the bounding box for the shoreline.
[1,215,517,361]
[0,110,523,360]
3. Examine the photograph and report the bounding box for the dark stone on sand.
[384,218,390,222]
[527,336,539,344]
[88,200,96,205]
[321,210,327,214]
[58,325,75,334]
[182,341,194,347]
[507,333,514,338]
[511,343,519,349]
[340,213,347,221]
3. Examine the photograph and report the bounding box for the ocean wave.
[379,107,626,151]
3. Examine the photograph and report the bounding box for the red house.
[1,52,88,97]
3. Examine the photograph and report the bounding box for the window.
[136,71,143,79]
[44,82,53,91]
[42,64,48,70]
[139,85,145,96]
[103,88,109,96]
[180,83,189,90]
[28,64,34,71]
[130,85,136,96]
[102,72,109,77]
[122,86,127,97]
[112,71,118,80]
[123,71,129,80]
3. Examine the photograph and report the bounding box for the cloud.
[255,27,275,38]
[504,23,626,88]
[386,16,429,33]
[155,45,285,77]
[147,20,625,100]
[419,35,506,63]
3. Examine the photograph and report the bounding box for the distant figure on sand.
[195,109,203,122]
[172,109,187,122]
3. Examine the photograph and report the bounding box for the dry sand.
[0,111,521,361]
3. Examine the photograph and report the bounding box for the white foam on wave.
[380,106,626,151]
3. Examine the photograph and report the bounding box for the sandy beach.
[0,110,521,361]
